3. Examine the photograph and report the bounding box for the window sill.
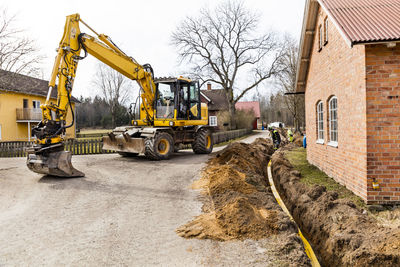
[327,141,338,148]
[316,139,324,145]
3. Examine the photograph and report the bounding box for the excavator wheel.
[144,132,174,160]
[192,128,213,154]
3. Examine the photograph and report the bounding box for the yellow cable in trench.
[267,161,321,267]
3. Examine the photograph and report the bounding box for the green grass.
[286,147,366,209]
[79,129,112,135]
[214,131,258,147]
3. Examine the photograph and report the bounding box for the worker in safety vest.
[269,127,281,150]
[287,129,294,142]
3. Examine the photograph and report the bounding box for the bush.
[216,109,255,130]
[235,109,255,130]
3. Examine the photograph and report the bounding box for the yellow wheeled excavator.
[26,14,215,177]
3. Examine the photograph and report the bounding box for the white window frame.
[32,100,41,109]
[318,25,323,51]
[324,17,329,44]
[317,101,324,144]
[328,97,338,147]
[209,116,217,127]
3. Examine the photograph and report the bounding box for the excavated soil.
[293,133,304,147]
[177,139,311,266]
[271,146,400,266]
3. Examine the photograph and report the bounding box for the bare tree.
[93,63,131,128]
[0,8,43,76]
[171,0,283,129]
[277,35,305,132]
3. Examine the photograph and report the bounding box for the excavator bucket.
[27,150,85,178]
[102,132,145,154]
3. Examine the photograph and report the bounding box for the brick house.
[296,0,400,204]
[0,69,78,141]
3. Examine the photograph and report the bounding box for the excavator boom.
[27,14,156,177]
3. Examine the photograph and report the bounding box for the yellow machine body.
[27,14,215,177]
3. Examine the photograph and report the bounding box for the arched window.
[317,101,324,142]
[329,97,338,144]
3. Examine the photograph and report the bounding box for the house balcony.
[16,108,42,122]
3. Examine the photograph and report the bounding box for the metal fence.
[0,129,252,158]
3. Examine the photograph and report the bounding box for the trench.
[270,147,400,267]
[267,161,320,267]
[177,134,400,266]
[177,138,312,266]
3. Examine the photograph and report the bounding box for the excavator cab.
[155,78,201,121]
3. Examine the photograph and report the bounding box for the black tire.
[118,152,139,157]
[144,132,174,160]
[192,129,213,154]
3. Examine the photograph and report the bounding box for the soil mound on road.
[177,139,305,249]
[271,147,400,266]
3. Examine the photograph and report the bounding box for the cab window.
[156,83,175,119]
[189,83,200,119]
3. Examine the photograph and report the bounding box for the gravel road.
[0,131,289,266]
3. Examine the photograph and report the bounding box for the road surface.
[0,131,288,266]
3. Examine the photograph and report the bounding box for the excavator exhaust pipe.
[27,148,85,178]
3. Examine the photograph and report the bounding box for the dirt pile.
[177,138,311,265]
[293,133,304,147]
[177,139,282,240]
[271,147,400,266]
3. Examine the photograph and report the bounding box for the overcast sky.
[1,0,306,101]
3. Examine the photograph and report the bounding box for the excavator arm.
[27,13,157,177]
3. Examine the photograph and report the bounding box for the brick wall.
[305,7,369,201]
[365,44,400,203]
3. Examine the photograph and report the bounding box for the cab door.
[188,82,201,120]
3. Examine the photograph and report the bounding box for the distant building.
[0,69,78,141]
[200,83,229,117]
[296,0,400,204]
[201,84,261,129]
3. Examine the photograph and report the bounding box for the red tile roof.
[320,0,400,44]
[235,101,261,118]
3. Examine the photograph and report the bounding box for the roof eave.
[295,0,354,93]
[0,88,80,103]
[295,0,319,92]
[352,39,400,46]
[200,91,211,102]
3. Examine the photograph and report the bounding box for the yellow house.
[0,70,78,141]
